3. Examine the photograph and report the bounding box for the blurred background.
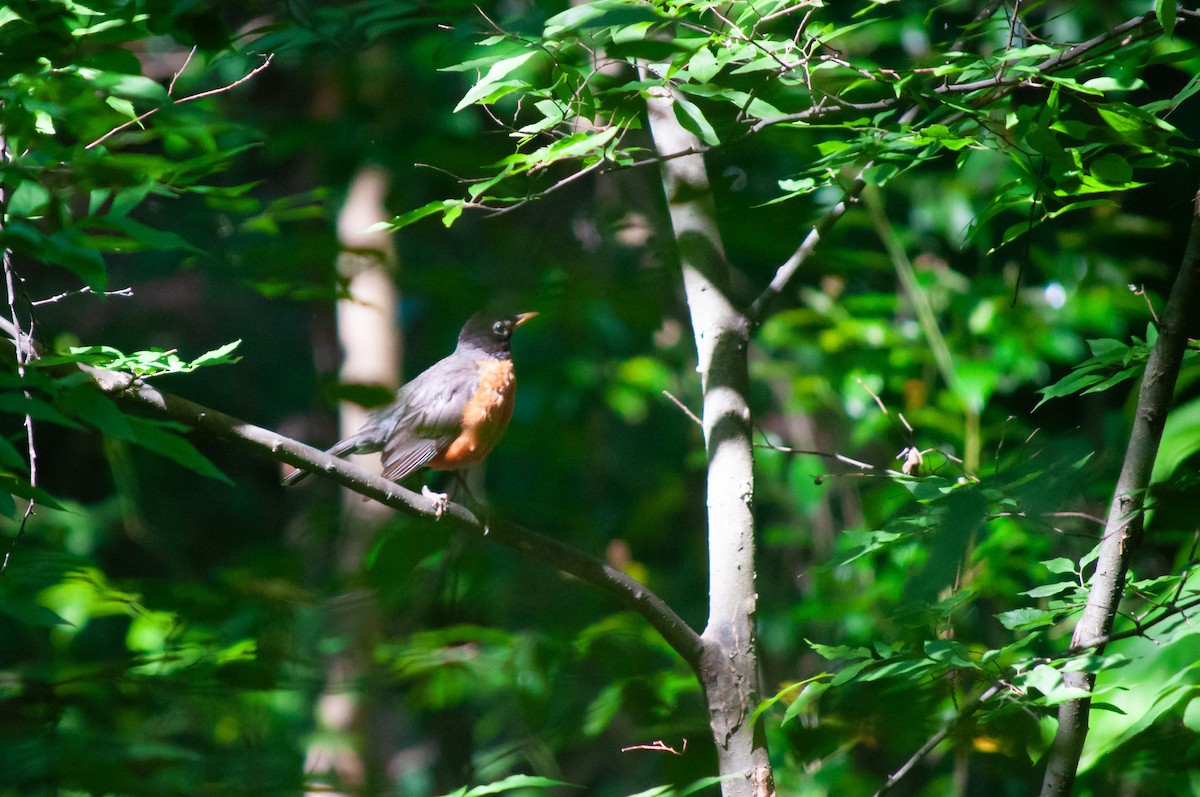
[3,1,1200,795]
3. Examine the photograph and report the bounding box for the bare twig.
[747,168,867,323]
[875,684,1005,797]
[0,131,36,575]
[662,389,703,427]
[1130,283,1161,325]
[1170,531,1200,607]
[755,436,903,476]
[621,739,687,755]
[167,46,197,96]
[856,375,890,416]
[31,286,135,306]
[87,53,274,150]
[483,157,608,218]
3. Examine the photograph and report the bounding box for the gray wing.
[374,356,479,482]
[283,355,478,487]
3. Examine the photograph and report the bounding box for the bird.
[284,311,537,514]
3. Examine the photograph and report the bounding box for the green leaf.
[123,417,231,483]
[543,0,665,38]
[1021,581,1079,598]
[687,45,721,84]
[924,639,976,668]
[1081,77,1147,94]
[0,598,73,628]
[448,774,575,796]
[1152,397,1200,482]
[104,95,137,120]
[0,220,107,290]
[748,673,831,726]
[1156,0,1177,37]
[454,51,537,112]
[672,96,719,146]
[0,392,83,429]
[1042,557,1078,575]
[190,340,242,369]
[388,200,457,230]
[997,607,1058,631]
[808,640,872,660]
[528,127,618,166]
[1183,697,1200,732]
[781,680,830,725]
[61,341,240,378]
[59,384,133,438]
[1089,153,1134,187]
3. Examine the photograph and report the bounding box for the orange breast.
[428,358,516,471]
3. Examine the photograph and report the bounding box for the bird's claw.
[422,485,450,520]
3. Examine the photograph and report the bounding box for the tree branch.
[747,169,866,325]
[37,358,705,674]
[747,11,1175,134]
[86,53,274,151]
[1037,186,1200,797]
[0,130,36,574]
[875,683,1005,797]
[642,73,774,796]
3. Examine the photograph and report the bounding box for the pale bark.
[305,165,400,796]
[642,83,774,797]
[1038,189,1200,796]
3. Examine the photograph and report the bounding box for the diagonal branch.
[747,169,866,325]
[875,683,1005,797]
[86,52,274,151]
[1038,186,1200,797]
[78,363,705,673]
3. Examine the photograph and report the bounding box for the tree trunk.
[1038,188,1200,796]
[305,166,400,795]
[642,83,775,797]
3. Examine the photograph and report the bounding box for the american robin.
[284,311,537,510]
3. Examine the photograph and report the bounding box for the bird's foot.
[422,485,450,520]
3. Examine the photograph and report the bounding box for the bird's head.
[458,311,538,357]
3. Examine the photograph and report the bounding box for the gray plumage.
[283,312,534,487]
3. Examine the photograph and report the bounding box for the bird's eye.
[492,321,506,336]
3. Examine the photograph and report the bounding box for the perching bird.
[284,312,537,510]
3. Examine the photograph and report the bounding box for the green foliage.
[48,340,242,379]
[1035,326,1200,409]
[5,1,1200,796]
[438,773,576,796]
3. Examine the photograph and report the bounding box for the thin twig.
[856,375,890,416]
[1170,531,1200,607]
[0,132,35,574]
[875,684,1004,796]
[662,389,703,427]
[31,286,134,306]
[483,157,608,218]
[87,53,274,150]
[620,739,687,755]
[1130,284,1161,325]
[747,168,867,323]
[755,436,903,476]
[167,46,197,96]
